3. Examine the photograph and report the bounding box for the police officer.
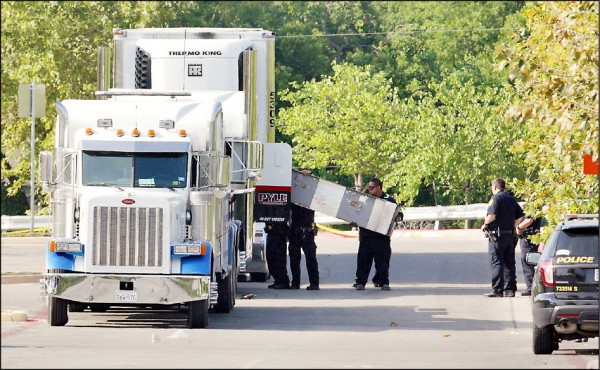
[481,178,525,297]
[516,215,542,296]
[353,178,397,291]
[265,221,290,289]
[289,199,320,290]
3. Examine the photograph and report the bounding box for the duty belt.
[498,229,515,235]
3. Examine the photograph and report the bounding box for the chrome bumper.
[40,273,210,305]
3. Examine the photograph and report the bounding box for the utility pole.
[18,83,46,231]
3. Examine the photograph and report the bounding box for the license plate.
[595,269,599,282]
[116,290,137,302]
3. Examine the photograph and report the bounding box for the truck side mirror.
[39,151,54,189]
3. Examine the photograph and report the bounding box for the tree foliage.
[278,62,401,191]
[385,76,526,206]
[367,1,525,98]
[495,1,599,238]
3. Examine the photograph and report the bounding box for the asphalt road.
[1,232,598,369]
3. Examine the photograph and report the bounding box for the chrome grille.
[92,206,163,267]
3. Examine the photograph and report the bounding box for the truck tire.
[215,264,237,313]
[250,272,269,282]
[533,324,555,354]
[188,299,209,328]
[48,296,68,326]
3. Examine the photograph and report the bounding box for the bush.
[1,182,29,215]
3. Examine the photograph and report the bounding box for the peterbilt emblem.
[122,199,135,205]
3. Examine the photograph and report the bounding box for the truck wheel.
[48,297,68,326]
[250,272,268,282]
[215,271,235,313]
[533,324,555,354]
[188,299,209,328]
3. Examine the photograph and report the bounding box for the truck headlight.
[50,240,83,253]
[173,243,206,255]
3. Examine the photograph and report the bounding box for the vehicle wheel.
[533,324,555,354]
[68,302,86,312]
[188,299,209,328]
[237,273,251,282]
[250,272,268,282]
[48,296,68,326]
[215,270,235,313]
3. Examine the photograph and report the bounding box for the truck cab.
[39,28,290,329]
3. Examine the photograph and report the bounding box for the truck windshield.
[82,151,187,188]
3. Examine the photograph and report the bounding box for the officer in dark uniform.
[481,178,525,297]
[516,215,542,296]
[265,221,290,289]
[354,177,397,291]
[289,201,320,290]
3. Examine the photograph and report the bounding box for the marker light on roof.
[148,129,155,137]
[179,129,186,137]
[116,129,124,137]
[85,128,93,135]
[132,129,140,137]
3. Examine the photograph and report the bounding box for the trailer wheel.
[250,272,269,282]
[48,297,68,326]
[533,324,555,354]
[188,299,209,328]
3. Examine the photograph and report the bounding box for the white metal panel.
[367,200,399,234]
[309,181,345,218]
[256,143,292,187]
[60,97,224,150]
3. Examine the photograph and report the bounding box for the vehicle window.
[82,151,133,186]
[554,228,599,257]
[82,151,187,188]
[135,153,187,188]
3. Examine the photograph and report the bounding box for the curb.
[1,274,43,285]
[1,309,29,322]
[1,275,39,323]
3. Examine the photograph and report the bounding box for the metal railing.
[2,203,494,232]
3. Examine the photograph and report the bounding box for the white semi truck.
[38,28,292,328]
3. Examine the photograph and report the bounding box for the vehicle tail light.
[538,259,554,286]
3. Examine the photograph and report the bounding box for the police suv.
[526,214,599,354]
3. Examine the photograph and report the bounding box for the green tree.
[385,76,526,206]
[368,1,525,98]
[278,62,402,191]
[495,1,599,239]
